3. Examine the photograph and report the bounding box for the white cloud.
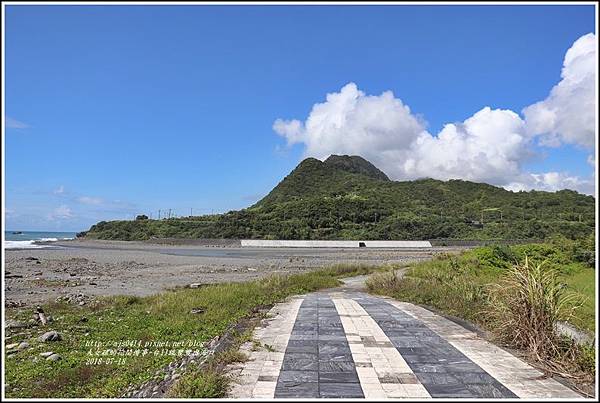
[53,185,65,195]
[587,154,595,168]
[274,82,428,178]
[48,205,74,220]
[523,33,597,149]
[400,107,532,185]
[5,116,30,129]
[506,172,595,195]
[273,34,596,195]
[77,196,103,205]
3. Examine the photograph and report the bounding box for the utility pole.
[158,209,161,220]
[190,207,193,217]
[169,209,172,219]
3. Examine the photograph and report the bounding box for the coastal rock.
[39,331,62,342]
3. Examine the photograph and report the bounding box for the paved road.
[226,280,582,399]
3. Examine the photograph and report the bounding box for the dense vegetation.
[83,155,595,241]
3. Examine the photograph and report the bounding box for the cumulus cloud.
[400,107,532,185]
[274,83,426,172]
[274,34,596,195]
[506,172,595,195]
[523,33,597,149]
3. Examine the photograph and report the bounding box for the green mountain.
[83,155,595,241]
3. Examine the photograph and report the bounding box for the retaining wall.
[240,240,432,248]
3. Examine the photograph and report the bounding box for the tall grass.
[367,247,595,385]
[486,257,580,362]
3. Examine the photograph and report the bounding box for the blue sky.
[4,4,597,231]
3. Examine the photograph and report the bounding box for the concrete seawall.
[240,240,432,248]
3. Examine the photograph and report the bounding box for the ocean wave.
[4,240,49,249]
[4,237,73,249]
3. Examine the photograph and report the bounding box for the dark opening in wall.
[358,242,366,248]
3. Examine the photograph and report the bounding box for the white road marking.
[386,299,583,399]
[227,297,304,399]
[333,298,431,399]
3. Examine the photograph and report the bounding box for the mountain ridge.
[83,155,595,241]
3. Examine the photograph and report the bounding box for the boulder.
[46,353,61,361]
[39,331,62,342]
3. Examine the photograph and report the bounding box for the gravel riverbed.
[4,239,466,306]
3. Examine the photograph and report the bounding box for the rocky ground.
[4,239,465,307]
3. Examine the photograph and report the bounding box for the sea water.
[4,231,77,249]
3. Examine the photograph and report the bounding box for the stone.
[39,331,62,342]
[6,343,18,350]
[17,342,30,350]
[46,353,61,361]
[40,351,54,357]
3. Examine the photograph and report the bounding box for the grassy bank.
[4,264,379,398]
[366,240,595,382]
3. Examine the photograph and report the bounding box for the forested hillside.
[83,155,595,241]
